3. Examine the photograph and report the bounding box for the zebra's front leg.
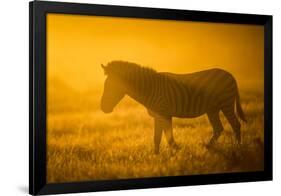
[154,116,178,154]
[163,118,180,150]
[154,117,163,154]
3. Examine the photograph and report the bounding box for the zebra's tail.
[235,85,247,122]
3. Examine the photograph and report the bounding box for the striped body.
[101,61,246,154]
[158,69,236,118]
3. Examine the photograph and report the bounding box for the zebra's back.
[159,68,237,118]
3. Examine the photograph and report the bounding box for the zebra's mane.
[105,61,158,80]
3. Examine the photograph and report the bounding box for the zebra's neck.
[123,68,161,110]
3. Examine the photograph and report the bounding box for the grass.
[47,90,264,183]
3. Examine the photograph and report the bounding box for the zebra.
[100,61,246,154]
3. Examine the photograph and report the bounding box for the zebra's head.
[100,63,126,113]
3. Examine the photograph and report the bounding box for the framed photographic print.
[29,1,273,195]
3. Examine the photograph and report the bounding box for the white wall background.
[0,0,279,195]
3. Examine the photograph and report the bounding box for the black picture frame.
[29,1,273,195]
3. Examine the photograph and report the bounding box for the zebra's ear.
[101,64,108,75]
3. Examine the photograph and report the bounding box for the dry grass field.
[47,87,264,183]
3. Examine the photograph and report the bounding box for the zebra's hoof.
[172,143,181,151]
[154,149,160,155]
[206,142,215,149]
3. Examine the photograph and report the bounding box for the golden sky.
[47,13,264,92]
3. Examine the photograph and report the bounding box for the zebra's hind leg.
[222,103,241,144]
[207,109,224,147]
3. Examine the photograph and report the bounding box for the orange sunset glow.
[47,13,264,92]
[46,13,264,183]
